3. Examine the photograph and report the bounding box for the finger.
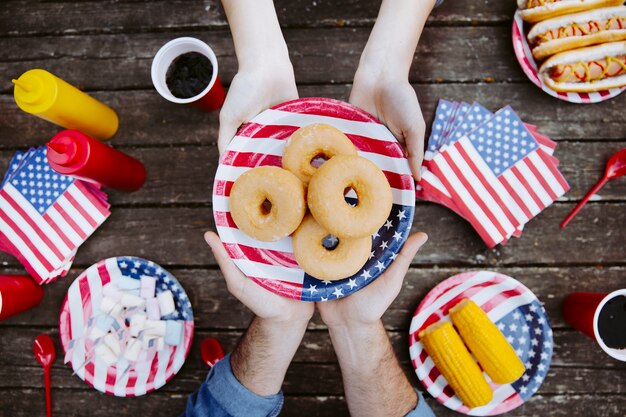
[217,110,239,155]
[405,120,426,182]
[382,232,428,284]
[204,231,247,291]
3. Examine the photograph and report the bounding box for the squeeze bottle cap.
[47,131,81,166]
[13,69,57,114]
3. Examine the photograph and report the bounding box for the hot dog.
[539,41,626,91]
[528,6,626,59]
[518,0,625,23]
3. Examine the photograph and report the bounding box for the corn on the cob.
[419,321,493,408]
[449,299,525,384]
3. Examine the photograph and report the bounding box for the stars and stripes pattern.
[418,101,568,247]
[0,147,110,284]
[512,11,625,104]
[213,98,415,302]
[59,257,193,396]
[409,271,553,416]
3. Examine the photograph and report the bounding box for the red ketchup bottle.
[47,130,146,192]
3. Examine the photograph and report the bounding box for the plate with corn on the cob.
[408,270,553,415]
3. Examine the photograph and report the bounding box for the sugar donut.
[292,214,371,281]
[282,123,357,184]
[229,166,306,242]
[307,155,392,239]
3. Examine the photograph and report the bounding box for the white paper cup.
[151,37,224,110]
[593,289,626,362]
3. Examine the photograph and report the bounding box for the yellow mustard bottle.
[12,69,118,141]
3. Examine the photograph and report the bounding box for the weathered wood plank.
[0,0,516,37]
[0,201,624,268]
[1,327,624,372]
[3,267,625,331]
[0,389,623,417]
[0,26,524,91]
[2,84,624,152]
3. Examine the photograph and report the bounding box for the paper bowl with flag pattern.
[59,257,194,396]
[213,98,415,302]
[409,271,553,415]
[512,10,626,104]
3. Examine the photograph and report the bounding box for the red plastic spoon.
[561,148,626,228]
[201,337,224,368]
[34,334,55,417]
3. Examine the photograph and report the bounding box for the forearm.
[328,320,418,417]
[231,316,308,396]
[357,0,436,78]
[221,0,291,69]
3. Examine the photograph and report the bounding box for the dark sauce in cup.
[597,295,626,349]
[166,52,213,99]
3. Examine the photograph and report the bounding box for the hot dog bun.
[528,6,626,60]
[518,0,625,23]
[540,41,626,92]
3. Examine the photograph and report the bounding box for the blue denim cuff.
[184,353,284,417]
[435,0,444,7]
[405,390,436,417]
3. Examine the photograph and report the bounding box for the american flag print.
[0,147,110,283]
[213,98,415,302]
[59,257,194,396]
[409,271,553,416]
[512,10,626,104]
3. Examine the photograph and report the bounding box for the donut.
[292,214,371,281]
[229,166,306,242]
[307,155,392,239]
[282,123,357,184]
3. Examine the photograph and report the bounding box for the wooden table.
[1,1,624,416]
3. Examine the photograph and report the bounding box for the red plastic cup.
[151,37,225,112]
[0,274,44,321]
[562,290,626,361]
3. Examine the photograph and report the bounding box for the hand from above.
[350,74,426,181]
[217,63,298,154]
[316,232,428,329]
[204,231,314,325]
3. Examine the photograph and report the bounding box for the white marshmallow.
[156,337,165,351]
[146,298,160,320]
[140,276,157,299]
[120,293,145,308]
[144,320,166,337]
[102,283,123,301]
[124,337,142,362]
[88,326,107,342]
[157,290,176,317]
[103,332,122,356]
[142,336,156,350]
[95,314,116,332]
[117,276,141,290]
[95,343,118,366]
[100,297,123,317]
[164,320,184,346]
[129,313,147,337]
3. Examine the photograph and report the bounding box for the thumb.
[217,109,240,155]
[381,232,428,287]
[204,231,246,292]
[405,123,425,182]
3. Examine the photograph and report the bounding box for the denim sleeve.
[183,353,283,417]
[435,0,444,6]
[405,390,437,417]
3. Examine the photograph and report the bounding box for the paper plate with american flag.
[512,10,625,104]
[213,97,415,302]
[409,271,553,415]
[59,257,194,396]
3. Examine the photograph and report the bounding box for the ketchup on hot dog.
[550,55,626,82]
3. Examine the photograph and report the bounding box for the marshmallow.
[120,293,145,308]
[95,314,116,332]
[144,320,166,337]
[157,290,176,317]
[127,288,141,297]
[117,276,141,290]
[102,283,123,301]
[146,298,160,320]
[95,343,118,366]
[124,337,142,362]
[129,313,147,337]
[140,276,157,299]
[104,332,122,356]
[142,336,157,350]
[164,320,184,346]
[156,337,165,351]
[100,297,123,317]
[88,326,107,342]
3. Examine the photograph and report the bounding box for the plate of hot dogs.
[513,0,626,103]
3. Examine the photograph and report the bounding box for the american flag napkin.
[0,146,111,284]
[418,100,569,247]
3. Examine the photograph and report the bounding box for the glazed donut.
[307,155,392,239]
[292,214,371,281]
[229,166,306,242]
[282,123,357,184]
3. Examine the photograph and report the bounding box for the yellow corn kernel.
[419,321,493,408]
[450,299,525,384]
